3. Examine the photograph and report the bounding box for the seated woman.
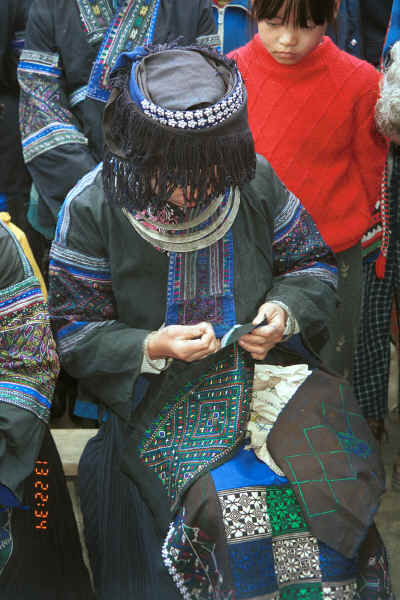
[48,44,390,600]
[0,220,93,598]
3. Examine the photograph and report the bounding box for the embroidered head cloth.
[102,43,256,211]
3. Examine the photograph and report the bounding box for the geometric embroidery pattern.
[18,51,87,162]
[87,0,160,102]
[0,276,58,423]
[139,344,253,511]
[282,385,373,520]
[265,485,309,536]
[272,534,322,586]
[217,487,272,543]
[322,582,358,600]
[280,582,323,600]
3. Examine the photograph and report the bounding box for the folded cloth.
[268,369,386,558]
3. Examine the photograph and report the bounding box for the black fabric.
[268,369,386,559]
[0,219,25,288]
[78,414,181,600]
[1,428,94,599]
[0,0,32,94]
[0,1,33,240]
[360,0,393,66]
[181,473,234,593]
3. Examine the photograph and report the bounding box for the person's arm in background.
[17,0,97,231]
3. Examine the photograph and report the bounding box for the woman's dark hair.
[252,0,337,27]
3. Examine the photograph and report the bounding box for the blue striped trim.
[55,163,103,243]
[0,287,41,311]
[57,320,89,340]
[0,383,51,409]
[50,258,111,280]
[18,61,62,77]
[145,0,160,44]
[69,85,88,107]
[22,123,81,149]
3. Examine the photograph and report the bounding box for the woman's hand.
[147,322,220,363]
[239,302,287,360]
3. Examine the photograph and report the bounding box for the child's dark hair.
[252,0,337,27]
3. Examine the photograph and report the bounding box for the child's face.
[258,3,328,65]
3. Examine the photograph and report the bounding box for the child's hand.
[147,322,220,363]
[238,302,287,360]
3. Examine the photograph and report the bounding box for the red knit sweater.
[230,35,388,252]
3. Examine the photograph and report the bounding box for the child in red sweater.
[230,0,388,378]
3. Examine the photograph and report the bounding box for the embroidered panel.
[217,487,272,544]
[272,534,322,586]
[278,383,375,521]
[163,516,234,600]
[139,345,253,510]
[272,192,337,290]
[166,229,236,338]
[49,241,115,357]
[163,462,359,600]
[18,51,87,162]
[265,486,309,537]
[87,0,160,102]
[279,582,323,600]
[322,582,358,600]
[75,0,114,45]
[0,277,58,423]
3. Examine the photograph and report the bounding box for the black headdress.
[102,43,256,211]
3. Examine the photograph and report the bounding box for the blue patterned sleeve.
[0,221,59,495]
[271,191,338,292]
[17,1,97,225]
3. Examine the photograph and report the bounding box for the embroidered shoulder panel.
[87,0,160,102]
[138,345,253,512]
[75,0,114,45]
[0,277,58,423]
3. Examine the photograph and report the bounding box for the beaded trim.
[140,78,245,130]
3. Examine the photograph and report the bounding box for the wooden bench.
[51,429,97,479]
